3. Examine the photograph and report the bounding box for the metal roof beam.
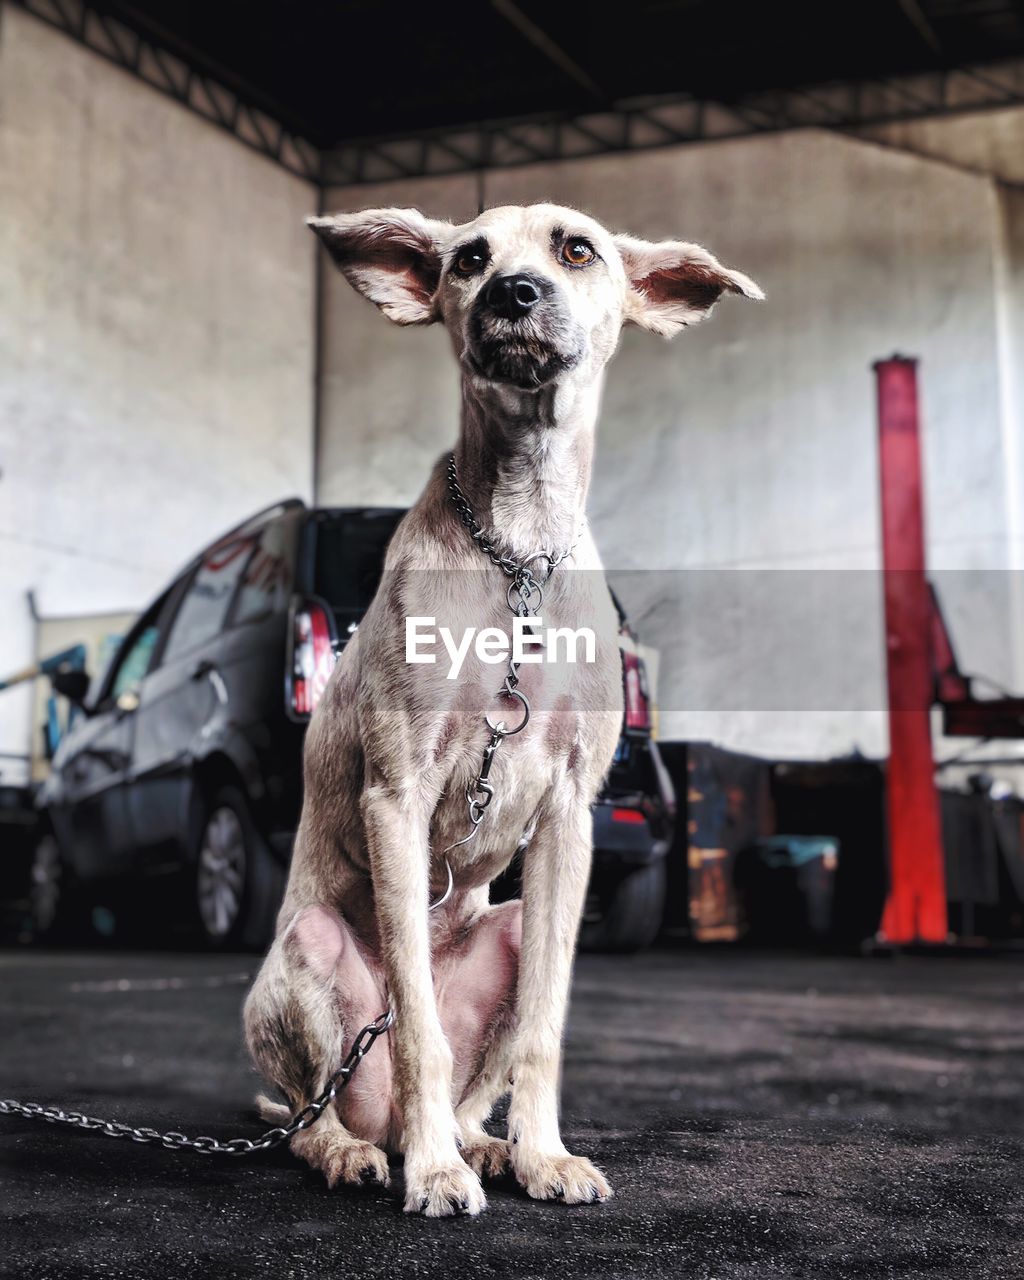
[320,61,1024,186]
[14,0,1024,189]
[12,0,323,184]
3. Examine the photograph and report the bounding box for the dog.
[243,202,761,1216]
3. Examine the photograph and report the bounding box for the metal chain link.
[441,453,577,857]
[446,453,577,583]
[0,1010,393,1157]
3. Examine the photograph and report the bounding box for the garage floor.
[2,948,1022,1279]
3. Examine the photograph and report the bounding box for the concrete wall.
[860,104,1024,185]
[0,8,316,772]
[319,129,1022,760]
[994,184,1024,698]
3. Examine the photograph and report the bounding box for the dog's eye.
[453,247,488,277]
[561,239,595,268]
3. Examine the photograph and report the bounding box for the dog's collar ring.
[520,549,569,583]
[486,687,530,737]
[507,575,543,616]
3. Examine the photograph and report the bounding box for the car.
[31,501,674,951]
[0,776,39,942]
[578,597,676,951]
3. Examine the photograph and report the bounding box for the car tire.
[29,831,93,944]
[579,858,667,953]
[192,785,284,951]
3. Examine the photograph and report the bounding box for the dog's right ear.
[307,208,449,325]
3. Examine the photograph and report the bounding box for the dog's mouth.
[467,340,580,390]
[466,310,584,391]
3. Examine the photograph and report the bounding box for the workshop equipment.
[0,644,88,758]
[875,356,1024,944]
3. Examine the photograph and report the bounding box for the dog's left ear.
[614,235,764,338]
[308,208,449,325]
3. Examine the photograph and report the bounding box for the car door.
[54,603,166,880]
[126,528,259,863]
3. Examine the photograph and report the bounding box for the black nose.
[485,274,542,320]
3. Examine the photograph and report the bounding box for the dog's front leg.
[507,788,612,1204]
[362,782,486,1217]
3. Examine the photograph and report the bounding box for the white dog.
[244,202,761,1216]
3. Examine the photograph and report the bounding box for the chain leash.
[0,1009,393,1157]
[441,453,578,857]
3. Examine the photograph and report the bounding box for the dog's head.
[309,202,762,393]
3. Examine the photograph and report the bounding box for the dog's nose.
[485,274,542,320]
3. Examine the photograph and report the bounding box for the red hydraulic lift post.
[874,356,948,944]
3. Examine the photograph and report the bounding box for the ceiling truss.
[13,0,322,182]
[13,0,1024,189]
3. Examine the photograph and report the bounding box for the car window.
[110,625,161,699]
[312,511,403,614]
[162,533,257,663]
[233,517,297,625]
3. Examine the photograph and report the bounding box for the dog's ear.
[307,208,449,325]
[613,234,763,338]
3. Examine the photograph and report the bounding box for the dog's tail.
[255,1093,292,1125]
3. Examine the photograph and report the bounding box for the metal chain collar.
[446,453,577,583]
[0,1010,393,1157]
[441,452,577,858]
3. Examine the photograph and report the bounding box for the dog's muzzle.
[467,277,584,390]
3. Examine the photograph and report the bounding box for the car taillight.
[611,807,646,825]
[623,650,651,732]
[292,601,335,717]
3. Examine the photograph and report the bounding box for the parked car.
[1,774,39,942]
[31,501,674,950]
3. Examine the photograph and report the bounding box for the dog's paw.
[512,1150,612,1205]
[459,1134,513,1180]
[322,1139,391,1189]
[404,1159,486,1217]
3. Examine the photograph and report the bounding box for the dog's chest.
[425,657,621,887]
[383,550,623,886]
[427,725,563,884]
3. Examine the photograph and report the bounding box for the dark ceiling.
[90,0,1024,147]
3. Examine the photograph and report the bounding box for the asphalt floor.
[2,946,1022,1280]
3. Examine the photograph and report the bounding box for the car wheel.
[193,785,284,951]
[579,858,667,953]
[29,832,92,943]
